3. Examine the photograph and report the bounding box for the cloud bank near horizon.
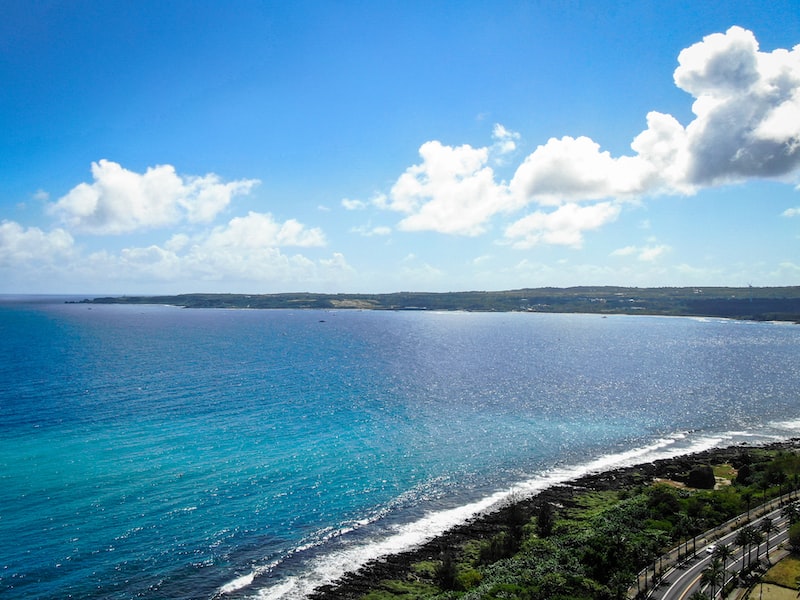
[2,26,799,291]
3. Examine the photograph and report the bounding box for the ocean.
[1,298,799,599]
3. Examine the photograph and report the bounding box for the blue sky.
[2,1,800,294]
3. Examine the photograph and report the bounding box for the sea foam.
[233,431,745,599]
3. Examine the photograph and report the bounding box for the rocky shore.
[309,440,800,599]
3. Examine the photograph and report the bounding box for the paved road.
[653,508,789,600]
[629,494,797,600]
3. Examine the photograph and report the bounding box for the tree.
[676,513,693,560]
[741,490,753,521]
[436,548,459,590]
[713,543,735,592]
[735,528,752,569]
[760,517,775,563]
[506,501,526,550]
[789,521,800,553]
[741,526,763,568]
[536,502,556,538]
[701,558,725,599]
[689,466,717,489]
[736,463,752,486]
[783,502,800,525]
[759,476,771,502]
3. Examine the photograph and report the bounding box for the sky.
[2,1,800,295]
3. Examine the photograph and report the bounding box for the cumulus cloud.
[202,211,326,250]
[492,123,520,156]
[0,209,346,291]
[48,160,259,234]
[149,212,329,282]
[374,27,800,247]
[671,26,800,184]
[783,207,800,217]
[510,136,653,205]
[0,221,74,266]
[382,140,516,235]
[90,242,348,286]
[504,202,621,248]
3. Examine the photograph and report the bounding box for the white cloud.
[629,111,694,194]
[383,140,515,235]
[351,224,392,237]
[91,242,340,286]
[341,198,369,210]
[32,189,50,202]
[775,261,800,277]
[638,244,670,261]
[783,207,800,217]
[510,136,653,205]
[612,243,670,261]
[0,210,346,292]
[504,202,621,249]
[48,160,259,234]
[114,212,339,286]
[492,123,520,155]
[0,220,74,266]
[373,27,800,248]
[672,26,800,184]
[397,255,443,283]
[202,212,325,250]
[611,245,638,257]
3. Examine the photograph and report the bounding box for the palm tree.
[735,527,751,570]
[742,490,753,521]
[713,543,735,593]
[776,471,787,499]
[783,502,800,525]
[689,516,701,556]
[749,528,764,566]
[760,517,775,564]
[701,558,725,599]
[676,513,692,560]
[759,476,771,503]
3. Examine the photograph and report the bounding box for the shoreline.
[308,439,800,599]
[78,287,800,323]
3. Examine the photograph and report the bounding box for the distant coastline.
[78,286,800,322]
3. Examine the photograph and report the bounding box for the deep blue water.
[1,299,799,599]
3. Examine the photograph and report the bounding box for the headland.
[79,286,800,322]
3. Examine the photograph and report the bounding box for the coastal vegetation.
[312,444,800,600]
[81,286,800,322]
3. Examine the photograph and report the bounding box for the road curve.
[629,494,797,600]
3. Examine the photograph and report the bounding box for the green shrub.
[458,568,483,590]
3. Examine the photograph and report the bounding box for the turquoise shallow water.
[1,300,799,599]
